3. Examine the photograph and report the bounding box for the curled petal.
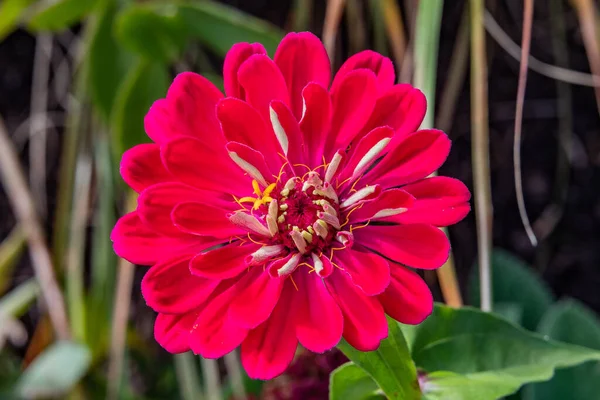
[331,50,395,94]
[378,266,433,324]
[334,248,390,295]
[120,144,172,192]
[155,311,198,353]
[224,42,267,98]
[274,32,331,119]
[190,242,260,280]
[349,189,415,223]
[299,83,331,166]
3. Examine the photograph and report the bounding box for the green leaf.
[16,341,91,398]
[87,0,134,121]
[115,3,187,63]
[408,304,600,400]
[0,279,40,318]
[111,59,168,156]
[470,248,554,330]
[337,317,421,400]
[177,1,284,56]
[329,362,384,400]
[525,299,600,400]
[27,0,99,32]
[0,0,36,40]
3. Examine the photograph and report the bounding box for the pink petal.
[361,84,427,141]
[145,72,224,146]
[111,212,220,265]
[362,129,451,189]
[294,271,343,353]
[226,141,273,186]
[349,189,415,223]
[137,182,228,235]
[229,267,284,329]
[189,283,249,358]
[154,311,198,353]
[337,126,394,184]
[329,70,378,154]
[397,176,471,226]
[171,202,245,238]
[224,42,267,98]
[331,50,395,94]
[161,137,250,195]
[142,255,220,313]
[190,242,259,280]
[217,98,282,170]
[241,280,298,380]
[274,32,331,119]
[354,224,450,269]
[334,248,390,295]
[378,266,433,324]
[120,144,172,193]
[238,54,290,122]
[325,271,388,351]
[299,83,331,166]
[270,100,305,165]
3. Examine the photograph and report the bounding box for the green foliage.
[329,362,384,400]
[0,0,35,40]
[409,304,600,400]
[15,341,91,398]
[337,317,421,400]
[115,3,188,63]
[111,59,168,156]
[177,1,284,56]
[470,248,554,330]
[0,279,40,318]
[525,299,600,400]
[27,0,99,31]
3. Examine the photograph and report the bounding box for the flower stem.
[470,0,493,312]
[200,357,222,400]
[175,353,204,400]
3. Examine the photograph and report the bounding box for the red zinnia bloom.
[111,32,470,379]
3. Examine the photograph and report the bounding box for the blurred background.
[1,0,600,399]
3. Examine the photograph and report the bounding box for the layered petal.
[241,280,298,380]
[274,32,331,119]
[120,144,172,192]
[362,129,451,189]
[190,242,259,280]
[145,72,224,147]
[325,271,388,351]
[161,137,250,195]
[224,42,267,98]
[238,54,290,122]
[397,176,471,226]
[354,224,450,269]
[334,248,390,295]
[190,283,249,358]
[349,189,415,223]
[361,84,427,141]
[172,202,245,238]
[331,50,395,94]
[378,266,433,324]
[299,83,331,166]
[142,255,219,313]
[111,212,220,265]
[229,267,284,329]
[154,311,198,353]
[329,70,378,153]
[294,271,343,352]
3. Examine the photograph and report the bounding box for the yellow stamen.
[263,183,277,197]
[252,180,262,197]
[350,219,371,232]
[246,233,267,246]
[336,175,353,189]
[349,174,363,193]
[289,275,299,291]
[341,203,364,227]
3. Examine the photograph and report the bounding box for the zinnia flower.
[111,32,470,380]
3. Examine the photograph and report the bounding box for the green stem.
[175,353,204,400]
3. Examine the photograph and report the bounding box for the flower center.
[274,172,341,254]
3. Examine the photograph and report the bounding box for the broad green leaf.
[525,299,600,400]
[329,362,384,400]
[111,59,168,155]
[409,304,600,400]
[177,1,284,56]
[470,248,553,330]
[0,0,35,40]
[27,0,99,32]
[115,3,187,63]
[87,0,134,121]
[337,317,421,400]
[16,341,91,398]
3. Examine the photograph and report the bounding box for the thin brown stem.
[514,0,537,247]
[0,115,70,340]
[323,0,346,61]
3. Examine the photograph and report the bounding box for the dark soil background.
[1,1,599,395]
